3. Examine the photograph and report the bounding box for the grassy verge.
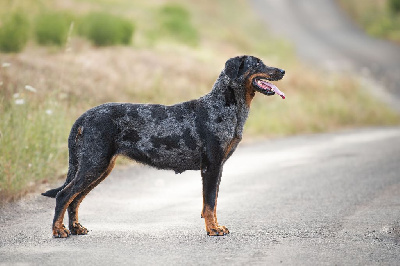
[338,0,400,43]
[0,0,399,202]
[0,82,71,201]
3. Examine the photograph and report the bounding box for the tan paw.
[207,225,230,236]
[53,224,70,238]
[69,222,88,235]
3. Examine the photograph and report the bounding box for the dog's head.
[224,55,285,101]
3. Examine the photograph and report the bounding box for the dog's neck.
[204,74,250,137]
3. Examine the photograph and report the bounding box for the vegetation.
[0,88,71,201]
[0,10,134,51]
[34,12,73,46]
[389,0,400,13]
[0,12,30,52]
[78,12,135,46]
[0,0,399,202]
[156,4,199,46]
[338,0,400,43]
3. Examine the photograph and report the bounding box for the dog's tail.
[41,186,64,198]
[41,117,85,199]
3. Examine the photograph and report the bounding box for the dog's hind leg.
[67,156,117,235]
[52,182,80,238]
[52,142,116,238]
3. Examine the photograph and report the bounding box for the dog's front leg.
[201,163,229,236]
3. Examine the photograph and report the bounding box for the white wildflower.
[13,93,20,98]
[1,62,11,68]
[25,85,37,93]
[45,109,53,115]
[15,99,25,105]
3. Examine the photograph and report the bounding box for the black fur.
[43,55,285,237]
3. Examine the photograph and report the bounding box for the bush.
[158,4,199,46]
[34,12,73,46]
[389,0,400,13]
[0,12,30,53]
[79,12,134,46]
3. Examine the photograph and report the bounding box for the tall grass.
[0,85,71,201]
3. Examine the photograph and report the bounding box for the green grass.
[338,0,400,43]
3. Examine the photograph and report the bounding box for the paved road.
[250,0,400,111]
[1,127,400,265]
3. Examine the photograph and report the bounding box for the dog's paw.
[53,224,70,238]
[69,222,88,235]
[207,225,230,236]
[218,225,229,235]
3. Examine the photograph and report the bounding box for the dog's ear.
[225,56,247,80]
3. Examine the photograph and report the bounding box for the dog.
[42,55,285,237]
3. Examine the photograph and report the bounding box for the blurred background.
[0,0,399,201]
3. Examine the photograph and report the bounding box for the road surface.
[1,127,400,265]
[250,0,400,112]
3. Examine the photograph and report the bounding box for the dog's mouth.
[253,78,285,99]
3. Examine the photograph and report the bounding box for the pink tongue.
[264,81,285,99]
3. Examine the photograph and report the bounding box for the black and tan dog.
[42,55,285,237]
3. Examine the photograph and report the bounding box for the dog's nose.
[280,69,285,75]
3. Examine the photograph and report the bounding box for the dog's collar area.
[253,78,285,99]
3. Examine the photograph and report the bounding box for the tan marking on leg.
[53,191,79,238]
[203,197,229,236]
[73,156,117,213]
[213,196,229,235]
[203,205,219,235]
[223,137,241,161]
